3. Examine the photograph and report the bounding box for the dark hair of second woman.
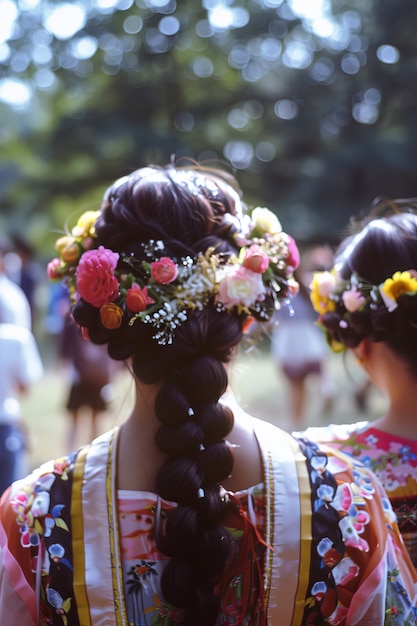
[322,209,417,373]
[72,166,246,625]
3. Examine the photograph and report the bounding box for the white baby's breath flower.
[175,269,215,301]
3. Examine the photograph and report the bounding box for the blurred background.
[0,0,412,469]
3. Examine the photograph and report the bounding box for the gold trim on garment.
[288,435,312,626]
[71,444,93,626]
[107,428,129,626]
[262,451,274,609]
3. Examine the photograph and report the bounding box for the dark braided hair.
[320,202,417,373]
[71,165,248,624]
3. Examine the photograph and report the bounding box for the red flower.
[126,283,155,313]
[242,245,269,274]
[76,246,120,307]
[150,257,178,284]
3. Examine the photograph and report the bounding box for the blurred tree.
[1,0,417,252]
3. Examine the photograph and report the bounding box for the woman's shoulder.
[2,456,74,510]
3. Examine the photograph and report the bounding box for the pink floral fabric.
[118,485,265,625]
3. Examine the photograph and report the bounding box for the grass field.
[21,341,387,472]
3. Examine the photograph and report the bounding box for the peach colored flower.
[342,289,366,313]
[218,265,265,309]
[55,236,81,264]
[150,257,179,284]
[100,302,123,329]
[242,245,269,274]
[126,284,155,313]
[76,246,120,307]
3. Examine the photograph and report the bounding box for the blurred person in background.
[0,310,43,495]
[60,309,119,450]
[1,168,416,625]
[8,233,44,329]
[0,234,31,330]
[271,246,335,425]
[302,199,417,569]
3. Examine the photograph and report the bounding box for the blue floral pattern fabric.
[297,437,417,625]
[300,421,417,569]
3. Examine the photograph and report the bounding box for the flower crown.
[310,269,417,351]
[48,207,300,345]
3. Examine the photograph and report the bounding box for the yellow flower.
[381,271,417,302]
[251,207,282,235]
[72,210,101,239]
[309,271,336,315]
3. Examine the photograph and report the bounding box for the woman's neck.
[116,380,166,492]
[366,344,417,441]
[371,412,417,441]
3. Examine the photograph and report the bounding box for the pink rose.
[76,246,120,307]
[242,245,269,274]
[151,257,179,284]
[47,258,63,280]
[126,283,155,312]
[342,289,365,313]
[218,265,265,309]
[285,235,300,272]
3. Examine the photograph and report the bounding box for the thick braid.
[151,307,241,625]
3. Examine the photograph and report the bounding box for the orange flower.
[126,284,155,312]
[100,302,123,329]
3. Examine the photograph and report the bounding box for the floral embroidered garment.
[1,419,417,626]
[300,421,417,569]
[118,486,266,625]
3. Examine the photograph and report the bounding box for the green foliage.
[1,0,417,257]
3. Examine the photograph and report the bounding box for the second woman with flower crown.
[1,169,416,625]
[304,201,417,572]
